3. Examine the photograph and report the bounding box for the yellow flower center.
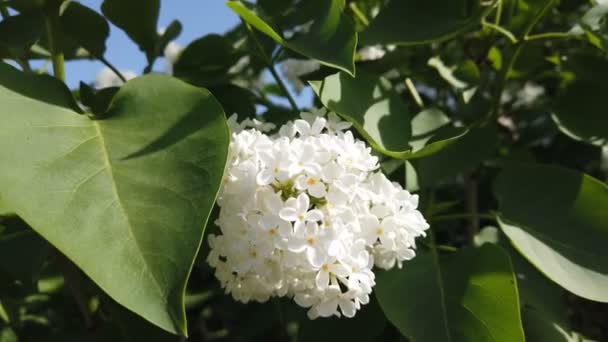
[376,227,384,235]
[307,237,315,245]
[307,177,317,185]
[322,264,329,272]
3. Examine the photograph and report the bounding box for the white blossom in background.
[280,59,320,94]
[358,45,395,61]
[94,67,136,89]
[164,41,182,67]
[208,108,430,319]
[513,82,545,108]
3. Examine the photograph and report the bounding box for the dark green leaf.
[227,0,357,75]
[298,297,386,341]
[495,163,608,303]
[552,55,608,146]
[173,34,241,87]
[310,71,413,158]
[376,244,525,342]
[79,81,118,117]
[360,0,494,46]
[60,2,109,57]
[0,230,49,291]
[101,0,160,62]
[156,19,182,57]
[0,10,44,55]
[0,63,230,334]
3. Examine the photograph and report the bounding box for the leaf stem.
[482,0,558,124]
[242,21,299,112]
[349,3,369,27]
[524,32,577,42]
[482,19,518,44]
[44,4,65,81]
[99,55,127,83]
[493,0,503,26]
[405,78,424,109]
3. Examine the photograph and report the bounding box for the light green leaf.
[495,163,608,303]
[310,71,413,158]
[101,0,160,62]
[476,227,588,342]
[60,1,110,57]
[409,108,469,160]
[376,244,525,342]
[412,125,497,187]
[580,4,608,52]
[0,63,230,334]
[360,0,494,46]
[227,0,357,75]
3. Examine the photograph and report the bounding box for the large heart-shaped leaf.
[310,71,413,158]
[359,0,494,46]
[376,244,525,342]
[227,0,357,75]
[495,163,608,303]
[0,63,230,334]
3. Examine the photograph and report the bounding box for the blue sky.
[40,0,312,108]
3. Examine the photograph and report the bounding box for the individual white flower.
[208,109,429,319]
[94,67,136,88]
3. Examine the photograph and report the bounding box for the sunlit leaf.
[376,244,525,342]
[0,63,230,334]
[227,0,357,75]
[495,163,608,303]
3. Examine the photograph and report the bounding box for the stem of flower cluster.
[44,4,65,82]
[242,21,299,112]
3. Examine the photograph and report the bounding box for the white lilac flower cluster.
[207,109,430,319]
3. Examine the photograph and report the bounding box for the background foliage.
[0,0,607,341]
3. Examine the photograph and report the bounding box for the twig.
[242,21,299,112]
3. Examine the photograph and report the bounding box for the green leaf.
[227,0,357,75]
[310,71,413,158]
[0,230,49,291]
[412,125,498,187]
[376,244,525,342]
[580,4,608,52]
[60,1,110,57]
[552,55,608,146]
[173,34,241,87]
[0,63,230,334]
[101,0,160,62]
[495,163,608,303]
[0,10,44,55]
[79,81,119,117]
[360,0,494,46]
[299,297,386,341]
[408,109,469,160]
[476,227,587,342]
